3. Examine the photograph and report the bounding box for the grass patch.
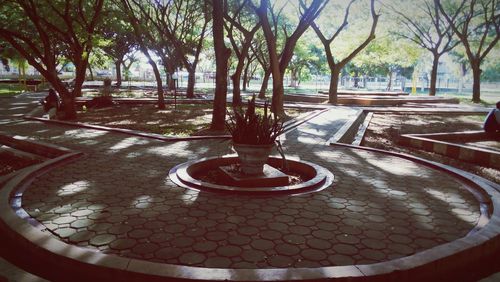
[76,103,308,137]
[0,84,26,96]
[77,104,213,136]
[455,97,495,107]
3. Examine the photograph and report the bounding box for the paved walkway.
[2,93,499,281]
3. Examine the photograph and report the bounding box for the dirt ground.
[76,104,307,137]
[0,152,41,176]
[362,113,500,184]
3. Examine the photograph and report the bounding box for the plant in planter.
[226,95,285,175]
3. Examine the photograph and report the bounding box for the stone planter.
[233,143,274,175]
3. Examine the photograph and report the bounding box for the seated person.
[484,101,500,134]
[41,89,60,119]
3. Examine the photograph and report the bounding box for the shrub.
[226,96,284,145]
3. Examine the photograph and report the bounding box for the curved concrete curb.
[169,156,334,194]
[1,143,499,281]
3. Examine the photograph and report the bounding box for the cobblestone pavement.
[1,94,481,269]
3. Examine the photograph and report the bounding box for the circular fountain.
[169,155,334,194]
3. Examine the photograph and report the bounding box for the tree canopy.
[0,0,498,122]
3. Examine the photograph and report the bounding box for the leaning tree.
[438,0,500,103]
[251,0,329,115]
[250,32,271,99]
[146,0,210,98]
[0,0,104,119]
[224,0,261,105]
[312,0,378,104]
[210,0,231,131]
[389,0,458,97]
[121,0,166,109]
[99,3,137,87]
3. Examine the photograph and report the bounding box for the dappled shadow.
[2,95,483,269]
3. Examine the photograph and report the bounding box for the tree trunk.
[161,62,175,91]
[64,56,87,119]
[256,1,284,116]
[123,64,130,82]
[429,54,439,96]
[386,71,393,91]
[471,62,481,103]
[328,67,340,104]
[115,60,122,87]
[231,43,253,105]
[242,61,251,91]
[290,69,299,88]
[151,63,165,109]
[88,65,94,81]
[51,74,77,120]
[167,72,175,91]
[210,0,230,131]
[258,70,271,99]
[271,72,284,115]
[248,64,257,88]
[61,95,77,119]
[458,62,467,94]
[231,70,242,106]
[73,58,88,99]
[186,67,195,98]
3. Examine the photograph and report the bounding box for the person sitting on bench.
[41,89,60,119]
[484,101,500,134]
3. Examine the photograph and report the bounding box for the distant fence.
[1,72,499,94]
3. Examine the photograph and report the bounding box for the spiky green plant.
[226,95,284,145]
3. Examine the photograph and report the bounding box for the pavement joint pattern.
[1,96,483,270]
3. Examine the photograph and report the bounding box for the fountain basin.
[169,156,334,194]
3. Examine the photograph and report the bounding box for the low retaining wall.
[400,131,500,170]
[74,97,210,106]
[318,90,408,96]
[284,94,459,106]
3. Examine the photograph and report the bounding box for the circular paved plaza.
[19,130,480,269]
[2,100,498,281]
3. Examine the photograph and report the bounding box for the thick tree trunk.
[271,72,284,115]
[61,95,77,119]
[187,67,195,98]
[256,1,284,116]
[73,58,87,99]
[231,54,247,105]
[150,63,165,109]
[138,48,165,108]
[258,70,271,99]
[50,73,77,120]
[471,62,481,103]
[115,60,122,87]
[429,54,439,96]
[328,67,340,104]
[210,0,230,131]
[161,62,175,91]
[231,70,242,105]
[167,72,175,91]
[61,57,87,119]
